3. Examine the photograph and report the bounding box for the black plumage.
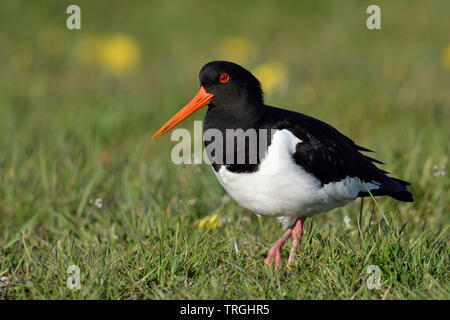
[153,60,414,267]
[201,61,412,202]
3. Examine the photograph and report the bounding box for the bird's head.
[153,61,263,139]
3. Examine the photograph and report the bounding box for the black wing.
[262,105,413,202]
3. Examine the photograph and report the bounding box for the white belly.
[212,129,379,228]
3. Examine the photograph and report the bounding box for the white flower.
[0,276,10,288]
[242,216,250,223]
[433,164,447,177]
[344,215,351,228]
[94,198,103,208]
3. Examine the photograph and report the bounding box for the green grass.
[0,0,449,299]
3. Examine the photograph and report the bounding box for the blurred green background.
[0,0,448,299]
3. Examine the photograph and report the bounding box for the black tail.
[389,190,414,202]
[388,178,413,202]
[358,177,413,202]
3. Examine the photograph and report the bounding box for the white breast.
[212,129,379,228]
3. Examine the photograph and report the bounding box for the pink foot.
[287,217,306,267]
[264,228,292,268]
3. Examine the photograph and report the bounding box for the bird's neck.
[204,103,262,133]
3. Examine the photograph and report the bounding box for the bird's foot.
[264,228,292,268]
[265,217,306,268]
[287,217,306,267]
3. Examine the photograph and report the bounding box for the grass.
[0,0,449,299]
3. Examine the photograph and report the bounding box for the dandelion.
[443,45,450,71]
[219,36,256,65]
[253,61,287,95]
[76,33,141,74]
[197,213,219,230]
[97,34,140,74]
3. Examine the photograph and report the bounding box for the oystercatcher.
[153,61,413,267]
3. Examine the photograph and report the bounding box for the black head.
[199,61,264,107]
[153,61,263,139]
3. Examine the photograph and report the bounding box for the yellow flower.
[97,34,140,74]
[443,45,450,71]
[76,34,141,74]
[219,36,256,65]
[197,213,219,230]
[253,61,287,95]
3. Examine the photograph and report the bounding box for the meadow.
[0,1,448,299]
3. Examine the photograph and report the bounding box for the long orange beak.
[152,86,214,139]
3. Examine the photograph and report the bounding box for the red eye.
[219,73,230,83]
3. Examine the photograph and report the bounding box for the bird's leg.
[264,228,292,268]
[287,217,306,267]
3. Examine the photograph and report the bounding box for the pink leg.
[264,228,292,268]
[287,217,306,266]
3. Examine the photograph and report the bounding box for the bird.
[153,61,413,268]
